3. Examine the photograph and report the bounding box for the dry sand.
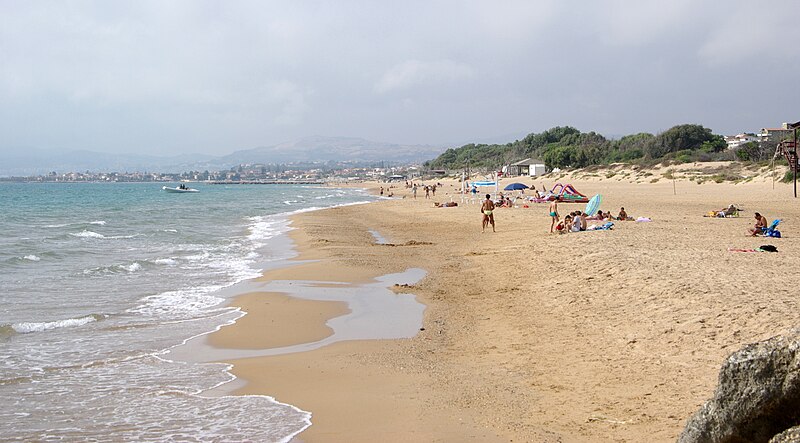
[211,172,800,442]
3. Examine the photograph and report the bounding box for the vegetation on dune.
[425,124,743,171]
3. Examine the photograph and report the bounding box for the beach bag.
[767,230,782,238]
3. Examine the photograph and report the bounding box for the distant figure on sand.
[549,199,559,233]
[481,194,496,233]
[749,212,768,236]
[412,185,418,199]
[618,207,630,221]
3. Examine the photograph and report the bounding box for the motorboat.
[162,185,199,193]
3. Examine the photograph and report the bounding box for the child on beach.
[561,214,573,234]
[549,198,559,233]
[481,194,496,233]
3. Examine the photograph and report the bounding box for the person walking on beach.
[481,194,496,233]
[549,198,559,233]
[412,184,418,199]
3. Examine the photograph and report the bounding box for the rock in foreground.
[679,330,800,443]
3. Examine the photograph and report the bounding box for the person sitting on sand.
[481,194,496,233]
[718,204,738,218]
[573,211,587,231]
[568,212,580,232]
[618,207,630,221]
[749,212,768,236]
[561,214,572,234]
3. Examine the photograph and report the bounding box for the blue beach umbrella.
[585,194,602,216]
[503,183,529,191]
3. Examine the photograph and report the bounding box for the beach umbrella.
[503,183,529,191]
[585,194,602,216]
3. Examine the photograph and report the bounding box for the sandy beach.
[211,170,800,442]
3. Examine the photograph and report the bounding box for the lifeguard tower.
[774,121,800,197]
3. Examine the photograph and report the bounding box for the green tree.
[644,124,718,158]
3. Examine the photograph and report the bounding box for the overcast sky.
[1,0,799,156]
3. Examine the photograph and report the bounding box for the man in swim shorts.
[749,212,768,236]
[549,198,559,233]
[481,193,496,232]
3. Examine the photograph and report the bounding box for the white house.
[724,133,758,150]
[507,158,546,176]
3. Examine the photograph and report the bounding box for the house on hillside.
[724,133,758,150]
[759,123,795,142]
[507,158,546,177]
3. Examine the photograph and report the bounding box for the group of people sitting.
[495,195,514,208]
[555,207,632,234]
[557,210,588,233]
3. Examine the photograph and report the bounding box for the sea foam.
[70,230,105,239]
[11,315,102,334]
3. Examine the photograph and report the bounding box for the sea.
[0,182,379,442]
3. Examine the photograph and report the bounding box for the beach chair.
[761,219,782,238]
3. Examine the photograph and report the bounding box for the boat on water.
[162,185,199,193]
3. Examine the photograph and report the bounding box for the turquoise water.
[0,182,376,442]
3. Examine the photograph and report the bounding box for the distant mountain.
[449,131,531,147]
[220,136,445,165]
[0,136,448,176]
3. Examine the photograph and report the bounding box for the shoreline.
[210,177,800,442]
[209,195,509,441]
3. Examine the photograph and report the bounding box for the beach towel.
[587,222,614,231]
[635,217,651,222]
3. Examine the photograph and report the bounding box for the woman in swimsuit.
[481,194,496,232]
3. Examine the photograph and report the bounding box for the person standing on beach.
[412,184,417,199]
[481,194,496,233]
[549,198,559,233]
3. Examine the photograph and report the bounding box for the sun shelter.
[470,180,499,200]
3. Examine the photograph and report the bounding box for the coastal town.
[0,163,422,184]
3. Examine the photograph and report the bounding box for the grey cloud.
[1,0,798,157]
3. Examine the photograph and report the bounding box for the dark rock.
[679,330,800,443]
[770,426,800,443]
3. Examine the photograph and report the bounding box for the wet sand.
[211,172,800,442]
